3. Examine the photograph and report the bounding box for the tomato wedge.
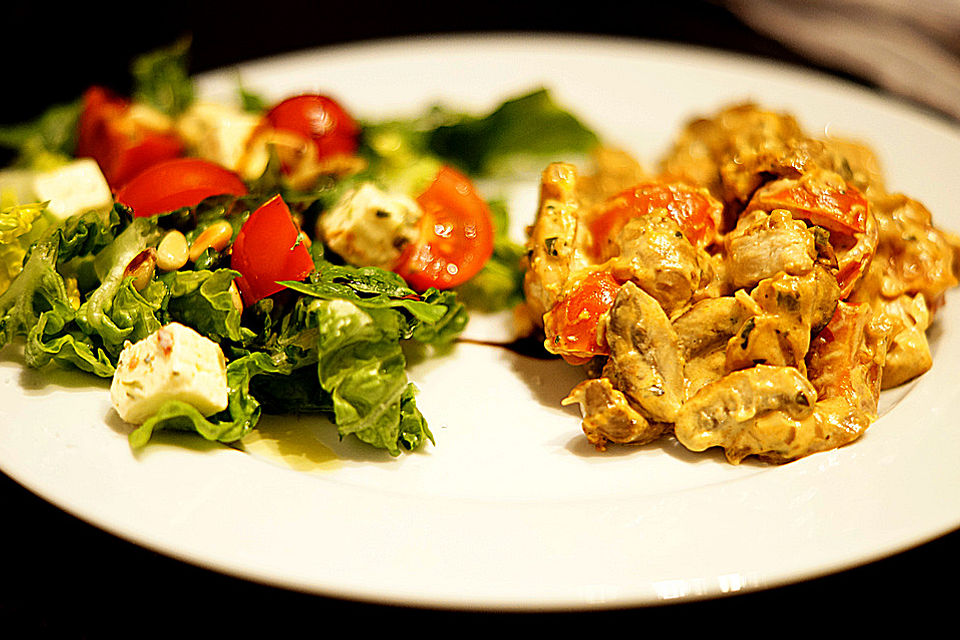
[542,270,622,365]
[75,86,184,189]
[747,173,869,236]
[806,300,884,403]
[585,182,723,257]
[230,194,315,306]
[115,158,248,218]
[393,165,495,291]
[262,94,360,162]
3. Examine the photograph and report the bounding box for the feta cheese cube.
[110,322,229,424]
[32,158,113,220]
[176,101,262,178]
[317,182,422,269]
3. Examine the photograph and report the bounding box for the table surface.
[3,2,958,633]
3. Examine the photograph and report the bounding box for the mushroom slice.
[603,281,686,422]
[672,295,751,395]
[562,377,666,450]
[874,293,932,389]
[674,364,818,462]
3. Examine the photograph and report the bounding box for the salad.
[0,40,600,456]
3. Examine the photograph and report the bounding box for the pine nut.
[189,220,234,263]
[156,230,189,271]
[229,280,243,314]
[124,248,158,291]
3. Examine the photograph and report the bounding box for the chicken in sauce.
[523,103,960,464]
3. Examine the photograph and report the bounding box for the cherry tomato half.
[75,86,184,189]
[115,157,249,218]
[393,166,495,291]
[542,270,622,365]
[586,182,723,257]
[263,94,360,161]
[230,194,315,306]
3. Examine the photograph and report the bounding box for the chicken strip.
[521,162,591,325]
[676,301,888,464]
[725,266,841,376]
[604,212,704,316]
[865,292,931,389]
[672,295,752,396]
[724,208,819,290]
[674,364,819,462]
[851,192,960,312]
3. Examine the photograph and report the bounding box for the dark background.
[3,1,957,634]
[5,0,882,124]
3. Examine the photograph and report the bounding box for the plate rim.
[3,32,960,612]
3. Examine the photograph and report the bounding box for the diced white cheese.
[176,101,262,177]
[126,102,176,132]
[31,158,113,220]
[110,322,229,424]
[317,182,422,269]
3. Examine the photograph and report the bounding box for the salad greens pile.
[0,41,600,456]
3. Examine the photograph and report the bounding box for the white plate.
[3,33,960,611]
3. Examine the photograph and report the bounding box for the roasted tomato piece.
[543,270,622,365]
[834,216,878,298]
[263,94,360,162]
[748,170,874,297]
[75,86,184,189]
[393,165,495,291]
[806,300,885,407]
[230,194,315,306]
[115,157,249,218]
[748,172,869,236]
[585,181,723,257]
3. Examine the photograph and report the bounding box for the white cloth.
[725,0,960,120]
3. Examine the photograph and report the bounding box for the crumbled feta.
[31,159,113,220]
[176,101,262,178]
[317,182,422,269]
[110,322,229,424]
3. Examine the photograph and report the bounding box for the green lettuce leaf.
[73,215,164,356]
[130,37,195,117]
[280,259,468,345]
[161,268,252,345]
[263,257,468,454]
[0,101,80,170]
[129,351,287,448]
[0,207,126,374]
[362,87,599,178]
[426,88,600,175]
[0,201,56,294]
[284,296,433,455]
